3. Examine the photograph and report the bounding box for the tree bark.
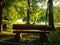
[27,0,30,24]
[48,0,55,30]
[0,0,2,32]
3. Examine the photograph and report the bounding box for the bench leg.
[40,33,48,42]
[14,32,22,40]
[20,33,23,39]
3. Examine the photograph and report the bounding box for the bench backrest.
[13,24,52,30]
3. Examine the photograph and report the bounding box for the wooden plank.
[13,24,52,30]
[13,30,50,33]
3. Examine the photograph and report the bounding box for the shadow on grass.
[0,27,60,45]
[0,34,14,40]
[0,33,48,45]
[0,36,60,45]
[3,37,50,45]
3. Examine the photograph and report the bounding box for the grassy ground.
[0,27,60,45]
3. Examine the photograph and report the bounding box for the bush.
[48,30,60,43]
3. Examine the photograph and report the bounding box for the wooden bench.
[13,24,51,41]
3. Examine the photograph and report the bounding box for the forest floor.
[0,28,60,45]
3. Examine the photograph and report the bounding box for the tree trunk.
[48,0,55,30]
[0,0,2,32]
[45,4,49,25]
[33,17,36,24]
[27,0,30,24]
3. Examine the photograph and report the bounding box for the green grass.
[0,27,60,45]
[0,34,14,40]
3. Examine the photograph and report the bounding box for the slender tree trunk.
[33,17,37,24]
[27,0,30,24]
[45,3,49,25]
[0,0,2,32]
[48,0,55,30]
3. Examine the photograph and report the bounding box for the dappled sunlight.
[12,19,26,24]
[53,1,60,6]
[37,2,42,8]
[54,23,60,27]
[0,31,15,35]
[40,22,45,25]
[36,22,45,25]
[16,19,24,24]
[17,19,23,23]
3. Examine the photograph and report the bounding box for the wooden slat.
[13,30,50,33]
[13,24,52,30]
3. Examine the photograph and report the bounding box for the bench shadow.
[4,37,49,45]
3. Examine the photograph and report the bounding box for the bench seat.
[13,30,50,33]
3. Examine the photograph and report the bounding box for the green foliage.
[3,0,60,24]
[2,0,47,24]
[2,0,27,22]
[54,6,60,23]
